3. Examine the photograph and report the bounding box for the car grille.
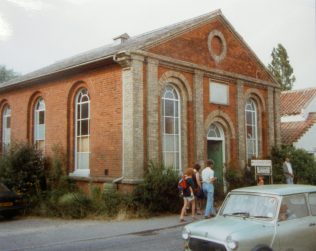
[188,237,227,251]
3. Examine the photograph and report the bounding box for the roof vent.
[113,33,130,44]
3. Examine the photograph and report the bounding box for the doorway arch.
[207,123,225,192]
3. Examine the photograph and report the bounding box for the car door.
[277,194,312,251]
[306,193,316,247]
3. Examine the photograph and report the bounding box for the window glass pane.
[174,101,179,117]
[81,103,89,119]
[36,125,45,140]
[280,195,309,220]
[246,112,252,125]
[6,117,10,129]
[81,95,89,103]
[39,111,45,124]
[36,140,45,152]
[309,193,316,215]
[174,117,179,134]
[77,121,81,136]
[163,152,174,168]
[164,135,175,152]
[164,100,174,117]
[77,104,81,119]
[81,120,89,136]
[164,117,174,134]
[77,152,89,169]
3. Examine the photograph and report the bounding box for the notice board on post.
[251,159,273,184]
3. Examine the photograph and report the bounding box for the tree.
[0,65,19,83]
[268,44,296,91]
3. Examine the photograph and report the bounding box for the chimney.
[113,33,130,44]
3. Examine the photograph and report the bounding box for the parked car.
[0,183,23,219]
[182,184,316,251]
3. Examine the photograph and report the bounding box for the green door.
[207,140,223,194]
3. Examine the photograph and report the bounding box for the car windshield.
[220,193,278,220]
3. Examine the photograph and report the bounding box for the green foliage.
[0,143,47,209]
[268,44,296,91]
[225,165,244,191]
[132,161,181,214]
[270,145,316,185]
[0,65,19,83]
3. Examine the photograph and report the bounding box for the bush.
[132,161,182,214]
[0,143,47,209]
[271,145,316,185]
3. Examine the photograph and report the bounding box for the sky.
[0,0,315,90]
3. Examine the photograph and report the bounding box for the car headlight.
[182,227,191,240]
[226,235,238,250]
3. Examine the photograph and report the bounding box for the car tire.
[251,245,273,251]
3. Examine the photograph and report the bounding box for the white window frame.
[161,85,181,172]
[2,105,11,154]
[245,99,258,160]
[72,88,90,177]
[34,98,45,152]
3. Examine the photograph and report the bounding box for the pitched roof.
[0,10,222,90]
[281,112,316,145]
[0,9,276,91]
[281,87,316,116]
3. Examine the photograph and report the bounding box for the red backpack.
[178,176,188,191]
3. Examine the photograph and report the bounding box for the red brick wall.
[148,17,273,83]
[0,64,123,179]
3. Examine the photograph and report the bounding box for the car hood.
[186,216,270,241]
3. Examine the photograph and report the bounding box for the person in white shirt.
[201,159,217,218]
[283,157,294,184]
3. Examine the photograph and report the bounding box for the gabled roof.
[281,87,316,116]
[281,112,316,145]
[0,9,276,91]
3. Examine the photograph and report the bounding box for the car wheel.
[251,245,273,251]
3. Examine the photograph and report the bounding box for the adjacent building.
[0,10,280,191]
[281,87,316,157]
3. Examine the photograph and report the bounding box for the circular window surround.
[208,30,227,64]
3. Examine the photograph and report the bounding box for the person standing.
[283,157,294,184]
[202,159,217,219]
[193,163,203,215]
[179,168,196,222]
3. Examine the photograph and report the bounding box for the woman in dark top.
[179,168,196,222]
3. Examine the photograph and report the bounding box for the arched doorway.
[207,123,225,191]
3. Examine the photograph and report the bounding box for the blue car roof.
[232,184,316,196]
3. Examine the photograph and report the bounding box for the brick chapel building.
[0,10,281,191]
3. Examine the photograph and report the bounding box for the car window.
[308,193,316,216]
[279,194,309,221]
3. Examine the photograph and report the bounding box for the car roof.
[232,184,316,196]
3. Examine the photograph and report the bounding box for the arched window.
[2,105,11,154]
[34,98,45,151]
[245,99,258,160]
[161,85,181,171]
[75,88,90,175]
[207,123,223,140]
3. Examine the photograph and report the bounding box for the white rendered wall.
[294,123,316,158]
[305,96,316,115]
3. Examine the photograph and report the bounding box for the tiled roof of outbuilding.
[281,88,316,116]
[281,113,316,145]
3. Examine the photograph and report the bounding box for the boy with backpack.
[179,168,196,222]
